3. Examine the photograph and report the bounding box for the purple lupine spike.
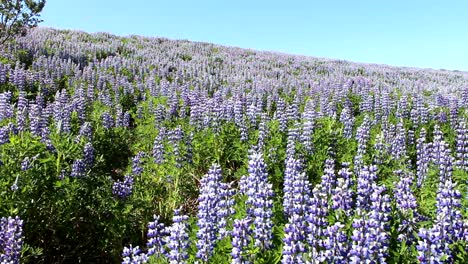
[390,119,407,160]
[101,111,114,129]
[169,126,184,168]
[217,181,236,240]
[373,132,388,165]
[121,244,148,264]
[417,177,463,263]
[283,157,303,217]
[152,133,165,165]
[282,168,311,264]
[0,91,13,122]
[339,106,354,139]
[123,111,131,127]
[70,159,86,178]
[146,215,167,257]
[286,125,299,159]
[322,222,348,264]
[0,126,9,145]
[231,218,252,264]
[112,175,134,199]
[83,143,95,168]
[165,209,189,264]
[394,170,418,245]
[196,164,223,262]
[455,120,468,170]
[349,184,390,263]
[321,158,336,197]
[332,163,354,216]
[29,103,42,136]
[0,216,23,264]
[300,118,314,155]
[306,183,329,261]
[132,152,145,176]
[431,124,445,166]
[245,151,274,250]
[115,106,124,127]
[257,118,268,152]
[356,165,378,211]
[416,128,430,187]
[77,122,93,142]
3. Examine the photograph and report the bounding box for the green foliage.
[0,0,46,45]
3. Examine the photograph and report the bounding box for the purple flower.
[245,152,274,250]
[0,126,10,145]
[416,128,430,187]
[146,215,167,257]
[83,143,95,168]
[282,163,311,264]
[122,245,148,264]
[70,159,86,178]
[332,163,354,216]
[165,209,189,264]
[131,152,145,176]
[231,218,252,264]
[102,111,114,129]
[0,216,23,264]
[112,175,134,198]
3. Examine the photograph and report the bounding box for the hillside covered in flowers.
[0,27,467,263]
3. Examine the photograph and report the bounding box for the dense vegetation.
[0,28,467,263]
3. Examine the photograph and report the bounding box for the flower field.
[0,28,467,263]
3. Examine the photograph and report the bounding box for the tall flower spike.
[245,152,274,250]
[231,218,252,264]
[165,209,189,264]
[196,164,223,262]
[0,216,23,264]
[147,215,167,257]
[282,169,311,264]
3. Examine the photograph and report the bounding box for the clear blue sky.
[41,0,468,71]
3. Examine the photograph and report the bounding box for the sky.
[40,0,468,71]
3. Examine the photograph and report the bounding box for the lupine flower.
[102,111,114,129]
[416,128,430,187]
[394,170,418,245]
[455,120,468,170]
[0,126,10,145]
[76,122,93,143]
[390,119,407,160]
[332,163,354,216]
[349,184,390,263]
[300,119,314,154]
[122,245,148,264]
[245,152,274,250]
[196,164,223,262]
[0,91,13,122]
[146,215,167,257]
[322,222,348,263]
[306,183,329,261]
[132,152,145,176]
[152,132,165,164]
[112,175,134,198]
[83,143,95,168]
[283,157,303,216]
[21,155,38,171]
[70,159,86,178]
[282,167,311,264]
[339,106,354,139]
[231,218,252,264]
[0,216,23,264]
[165,209,189,264]
[356,165,378,211]
[286,125,299,159]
